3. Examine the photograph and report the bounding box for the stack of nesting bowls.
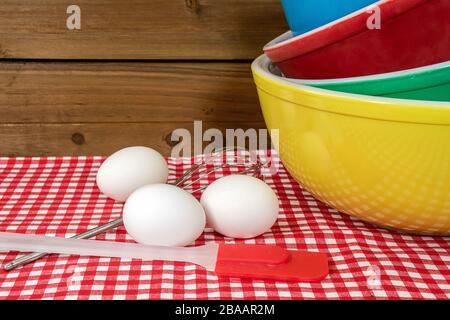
[253,0,450,235]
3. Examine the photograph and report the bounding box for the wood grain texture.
[0,0,287,60]
[0,61,263,123]
[0,61,270,156]
[0,122,268,156]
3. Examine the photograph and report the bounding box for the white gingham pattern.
[0,151,449,300]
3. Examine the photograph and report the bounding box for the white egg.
[96,146,168,201]
[123,184,206,246]
[200,175,279,239]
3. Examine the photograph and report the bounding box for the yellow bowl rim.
[252,55,450,125]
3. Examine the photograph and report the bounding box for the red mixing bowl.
[264,0,450,79]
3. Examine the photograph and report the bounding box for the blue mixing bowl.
[282,0,378,36]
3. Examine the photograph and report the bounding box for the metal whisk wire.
[2,147,267,271]
[172,146,265,192]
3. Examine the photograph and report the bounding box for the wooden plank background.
[0,1,285,156]
[0,0,287,60]
[0,62,261,123]
[0,61,267,155]
[0,122,267,156]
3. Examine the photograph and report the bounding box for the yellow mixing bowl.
[252,55,450,235]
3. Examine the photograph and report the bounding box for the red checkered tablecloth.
[0,151,449,300]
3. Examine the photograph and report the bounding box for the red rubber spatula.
[216,244,328,281]
[0,232,328,282]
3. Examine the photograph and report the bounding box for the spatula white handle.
[0,232,219,271]
[3,218,124,271]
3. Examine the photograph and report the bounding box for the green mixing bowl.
[280,61,450,101]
